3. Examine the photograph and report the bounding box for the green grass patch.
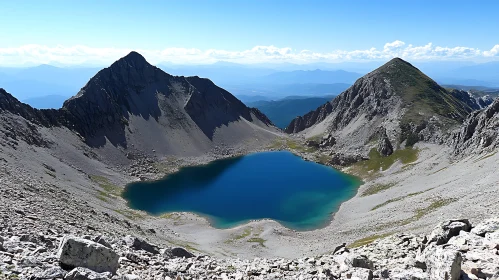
[374,196,457,230]
[474,151,497,163]
[268,138,318,153]
[306,135,323,142]
[347,233,393,248]
[315,154,331,164]
[168,240,201,253]
[371,189,430,211]
[234,228,252,240]
[160,213,181,221]
[361,182,396,196]
[225,227,254,244]
[113,209,146,220]
[413,197,457,220]
[247,237,266,247]
[349,148,419,179]
[90,175,122,198]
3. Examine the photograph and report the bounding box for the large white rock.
[428,219,471,245]
[471,218,499,237]
[425,246,462,280]
[57,236,119,274]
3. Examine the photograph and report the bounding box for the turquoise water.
[122,151,361,231]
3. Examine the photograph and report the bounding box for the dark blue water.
[123,151,361,230]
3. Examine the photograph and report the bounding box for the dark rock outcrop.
[376,128,393,156]
[319,133,336,148]
[452,98,499,155]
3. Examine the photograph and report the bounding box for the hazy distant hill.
[256,69,361,84]
[0,65,99,100]
[247,96,333,129]
[22,95,68,109]
[228,83,351,100]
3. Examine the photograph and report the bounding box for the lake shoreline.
[123,150,362,232]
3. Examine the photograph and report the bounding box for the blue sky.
[0,0,498,65]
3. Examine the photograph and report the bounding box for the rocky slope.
[1,51,277,160]
[2,196,499,280]
[285,58,493,156]
[452,98,499,155]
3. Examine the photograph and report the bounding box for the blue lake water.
[122,151,362,231]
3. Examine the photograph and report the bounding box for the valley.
[1,52,499,279]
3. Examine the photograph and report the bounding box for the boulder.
[448,231,484,247]
[425,247,462,280]
[57,236,119,274]
[376,128,393,156]
[305,140,319,148]
[32,266,67,279]
[351,255,373,269]
[346,267,373,280]
[319,134,336,148]
[163,247,195,259]
[427,219,471,245]
[64,267,112,280]
[124,236,159,254]
[484,231,499,249]
[93,235,112,249]
[388,268,427,280]
[471,218,499,237]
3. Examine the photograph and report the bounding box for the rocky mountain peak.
[285,58,487,154]
[110,51,152,70]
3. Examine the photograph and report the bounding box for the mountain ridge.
[0,51,277,154]
[285,57,493,155]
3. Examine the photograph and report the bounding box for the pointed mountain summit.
[0,51,277,157]
[285,57,489,156]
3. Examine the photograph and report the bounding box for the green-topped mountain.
[285,58,493,155]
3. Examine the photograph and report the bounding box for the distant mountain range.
[2,60,499,110]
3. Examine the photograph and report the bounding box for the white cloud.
[0,41,498,66]
[484,45,499,57]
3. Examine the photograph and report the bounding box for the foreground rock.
[2,217,499,279]
[57,236,119,274]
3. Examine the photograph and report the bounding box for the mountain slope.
[452,98,499,155]
[247,96,332,128]
[285,58,489,154]
[0,51,278,158]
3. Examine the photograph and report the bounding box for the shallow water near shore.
[123,151,362,230]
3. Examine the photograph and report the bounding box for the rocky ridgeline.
[452,98,499,155]
[2,217,499,280]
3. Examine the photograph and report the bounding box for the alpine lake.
[123,151,362,231]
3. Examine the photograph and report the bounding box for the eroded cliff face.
[452,98,499,155]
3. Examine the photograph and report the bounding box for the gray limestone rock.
[123,236,159,254]
[57,236,119,274]
[427,219,471,245]
[425,246,462,280]
[32,266,67,279]
[162,247,195,259]
[64,267,112,280]
[471,218,499,237]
